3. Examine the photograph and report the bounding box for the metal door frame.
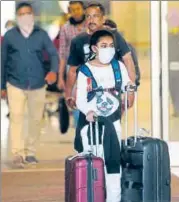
[151,1,179,166]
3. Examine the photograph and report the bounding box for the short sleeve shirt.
[67,30,130,67]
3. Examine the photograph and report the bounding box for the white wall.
[1,1,16,36]
[58,1,69,13]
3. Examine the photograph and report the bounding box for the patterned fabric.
[59,21,87,59]
[95,90,115,117]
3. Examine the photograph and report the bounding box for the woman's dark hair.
[88,29,116,60]
[16,2,33,13]
[90,29,115,50]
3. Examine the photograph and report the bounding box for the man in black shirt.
[65,3,136,108]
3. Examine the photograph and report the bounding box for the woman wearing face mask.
[75,29,133,202]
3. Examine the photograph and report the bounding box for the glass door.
[112,1,152,138]
[161,1,179,166]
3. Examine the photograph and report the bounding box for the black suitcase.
[121,85,171,202]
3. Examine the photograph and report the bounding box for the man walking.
[65,3,136,109]
[1,2,59,168]
[58,1,87,127]
[58,1,86,89]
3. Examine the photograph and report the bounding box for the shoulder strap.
[78,64,98,102]
[111,59,122,91]
[78,64,98,89]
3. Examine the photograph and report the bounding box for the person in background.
[1,20,16,43]
[1,2,59,168]
[168,22,179,117]
[103,19,140,116]
[5,20,16,31]
[103,19,117,31]
[58,1,87,127]
[103,19,140,86]
[168,31,179,117]
[65,3,136,112]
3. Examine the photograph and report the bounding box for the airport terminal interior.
[1,1,179,201]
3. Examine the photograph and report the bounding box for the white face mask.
[17,14,34,37]
[17,14,34,30]
[98,47,115,64]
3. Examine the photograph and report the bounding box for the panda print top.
[76,61,131,117]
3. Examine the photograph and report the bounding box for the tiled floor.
[2,170,179,202]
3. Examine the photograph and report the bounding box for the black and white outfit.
[75,60,131,202]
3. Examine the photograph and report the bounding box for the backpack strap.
[111,59,122,92]
[78,64,98,102]
[78,60,122,102]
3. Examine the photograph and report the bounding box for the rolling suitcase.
[121,85,171,202]
[65,121,106,202]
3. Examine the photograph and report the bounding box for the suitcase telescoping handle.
[89,117,100,156]
[68,118,100,160]
[124,84,150,147]
[124,84,138,146]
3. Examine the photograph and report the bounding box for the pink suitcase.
[65,121,106,202]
